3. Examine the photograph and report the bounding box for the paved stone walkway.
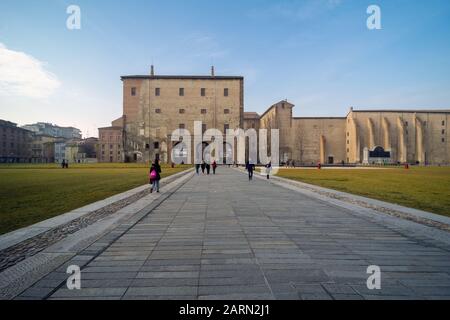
[15,168,450,300]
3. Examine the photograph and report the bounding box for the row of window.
[155,108,230,114]
[101,151,121,155]
[100,135,121,141]
[176,123,230,131]
[131,87,230,97]
[101,144,121,149]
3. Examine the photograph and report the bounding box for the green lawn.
[275,167,450,217]
[0,163,191,235]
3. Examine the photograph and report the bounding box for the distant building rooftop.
[351,108,450,113]
[0,119,18,127]
[98,126,123,130]
[244,112,260,119]
[121,75,243,81]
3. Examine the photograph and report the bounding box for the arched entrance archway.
[195,142,210,164]
[172,141,188,164]
[223,142,233,164]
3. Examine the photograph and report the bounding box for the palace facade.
[99,67,450,165]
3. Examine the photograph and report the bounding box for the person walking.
[246,161,255,181]
[206,162,211,175]
[212,160,217,175]
[195,163,200,175]
[149,159,162,193]
[201,161,206,174]
[265,161,272,179]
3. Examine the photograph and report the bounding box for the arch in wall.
[172,141,188,164]
[223,142,233,164]
[195,142,210,164]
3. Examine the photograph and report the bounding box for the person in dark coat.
[212,160,217,175]
[206,162,211,175]
[195,163,200,175]
[246,161,255,181]
[149,159,162,193]
[201,161,206,174]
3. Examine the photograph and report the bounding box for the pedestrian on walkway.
[201,161,206,174]
[149,159,162,193]
[195,163,200,175]
[246,161,255,181]
[206,162,211,175]
[265,161,272,179]
[212,160,217,175]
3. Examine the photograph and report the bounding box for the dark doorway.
[328,156,334,164]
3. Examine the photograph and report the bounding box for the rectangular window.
[224,124,229,132]
[405,121,408,127]
[224,88,229,97]
[145,144,150,149]
[442,138,445,143]
[443,120,446,126]
[131,87,136,96]
[201,88,206,96]
[179,88,184,96]
[155,88,160,96]
[202,124,207,133]
[110,145,113,149]
[179,123,185,129]
[155,109,161,113]
[224,109,230,114]
[179,109,185,114]
[442,129,445,135]
[154,142,160,149]
[201,109,207,114]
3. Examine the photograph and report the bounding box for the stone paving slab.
[2,167,450,300]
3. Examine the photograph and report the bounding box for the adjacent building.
[253,102,449,165]
[30,135,58,163]
[22,122,82,140]
[0,120,33,163]
[98,117,124,163]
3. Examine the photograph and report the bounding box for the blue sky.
[0,0,449,137]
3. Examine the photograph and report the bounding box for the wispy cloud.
[0,43,60,99]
